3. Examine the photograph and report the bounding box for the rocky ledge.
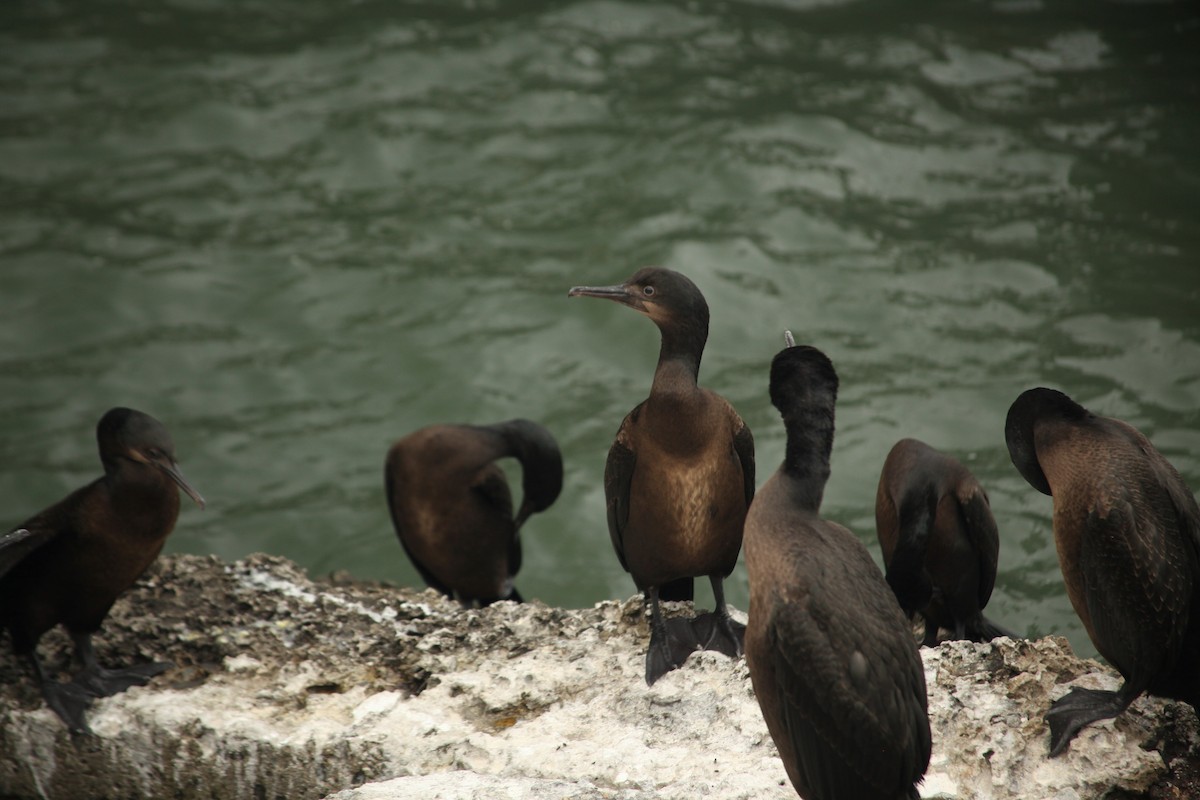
[1,554,1198,800]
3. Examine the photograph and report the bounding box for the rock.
[0,554,1196,799]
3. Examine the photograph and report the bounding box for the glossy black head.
[97,407,206,508]
[769,344,839,424]
[491,419,564,529]
[568,267,710,366]
[1004,388,1089,497]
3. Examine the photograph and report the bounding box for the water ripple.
[2,0,1198,659]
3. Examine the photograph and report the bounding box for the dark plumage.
[568,267,754,685]
[0,408,205,734]
[1006,387,1200,756]
[385,419,562,606]
[744,338,930,800]
[875,437,1014,646]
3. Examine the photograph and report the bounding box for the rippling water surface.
[2,0,1198,658]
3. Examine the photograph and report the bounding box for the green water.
[2,0,1198,660]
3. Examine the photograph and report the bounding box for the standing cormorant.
[875,437,1014,646]
[385,419,562,606]
[0,408,205,734]
[1006,387,1200,756]
[568,267,754,685]
[744,335,930,800]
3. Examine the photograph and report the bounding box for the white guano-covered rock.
[1,554,1196,799]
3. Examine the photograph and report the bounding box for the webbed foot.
[645,616,699,685]
[971,614,1019,643]
[41,679,95,735]
[1045,686,1135,757]
[75,661,172,698]
[692,611,745,659]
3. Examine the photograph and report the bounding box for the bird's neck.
[486,424,561,523]
[650,355,701,399]
[778,411,834,513]
[651,320,705,396]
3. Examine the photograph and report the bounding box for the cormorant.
[744,335,931,800]
[1006,387,1200,756]
[876,437,1014,646]
[385,419,562,606]
[0,407,205,733]
[568,267,754,685]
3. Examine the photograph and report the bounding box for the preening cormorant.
[1006,387,1200,756]
[385,419,562,606]
[876,437,1014,646]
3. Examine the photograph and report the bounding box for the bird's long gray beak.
[567,283,643,309]
[514,498,535,531]
[160,461,206,509]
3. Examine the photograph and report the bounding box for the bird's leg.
[919,586,946,646]
[921,617,940,648]
[26,651,93,734]
[1045,681,1142,757]
[70,630,171,698]
[644,587,699,685]
[692,576,745,658]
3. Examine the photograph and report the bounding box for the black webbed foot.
[74,661,172,698]
[645,616,699,685]
[697,576,746,659]
[692,611,746,659]
[1045,686,1135,757]
[970,614,1019,643]
[41,678,96,735]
